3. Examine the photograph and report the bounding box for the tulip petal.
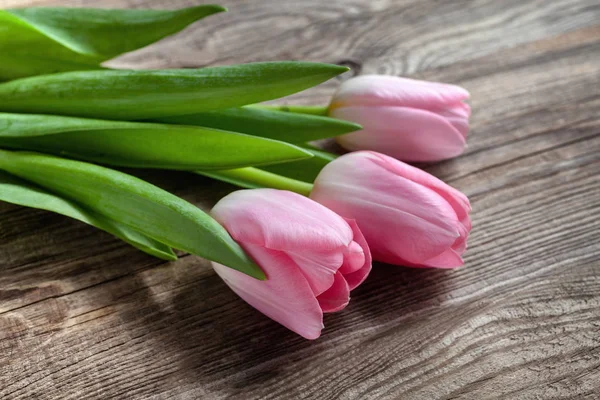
[437,102,471,119]
[452,221,469,254]
[316,152,460,235]
[317,272,350,313]
[341,219,372,290]
[434,103,470,138]
[339,240,366,274]
[367,151,471,223]
[330,75,469,111]
[212,189,353,253]
[313,186,459,265]
[446,117,469,139]
[332,106,466,162]
[311,151,469,266]
[287,250,344,296]
[212,243,323,340]
[421,248,464,268]
[452,235,468,255]
[461,215,472,232]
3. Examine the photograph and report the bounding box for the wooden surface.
[1,0,599,398]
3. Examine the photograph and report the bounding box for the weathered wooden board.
[0,0,599,399]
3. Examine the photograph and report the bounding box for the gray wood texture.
[1,0,599,398]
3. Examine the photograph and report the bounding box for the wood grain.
[1,0,599,399]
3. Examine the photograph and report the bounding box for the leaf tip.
[345,120,363,132]
[208,4,228,13]
[319,63,351,77]
[296,145,317,159]
[162,252,179,261]
[251,267,267,281]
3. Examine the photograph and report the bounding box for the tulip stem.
[197,167,314,196]
[250,104,329,116]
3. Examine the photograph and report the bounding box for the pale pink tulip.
[310,151,471,268]
[210,189,371,339]
[329,75,470,162]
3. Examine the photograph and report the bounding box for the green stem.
[197,167,314,196]
[250,104,329,116]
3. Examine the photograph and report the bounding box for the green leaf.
[5,6,226,58]
[199,146,338,191]
[0,113,313,170]
[261,146,337,182]
[198,167,313,196]
[0,5,226,80]
[0,62,348,120]
[0,149,265,280]
[153,105,361,144]
[198,170,265,190]
[252,104,330,116]
[0,170,177,260]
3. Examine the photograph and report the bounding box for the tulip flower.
[310,151,471,268]
[329,75,470,162]
[210,189,371,339]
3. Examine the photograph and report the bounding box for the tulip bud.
[310,151,471,268]
[329,75,470,162]
[211,189,371,339]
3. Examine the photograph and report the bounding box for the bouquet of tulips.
[0,6,471,339]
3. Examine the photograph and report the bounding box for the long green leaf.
[0,6,226,81]
[153,106,361,144]
[197,170,264,190]
[261,146,337,182]
[0,113,312,170]
[200,147,337,189]
[0,170,177,260]
[253,104,330,116]
[0,62,348,120]
[0,149,264,279]
[198,167,313,196]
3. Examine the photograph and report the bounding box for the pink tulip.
[210,189,371,339]
[329,75,470,162]
[310,151,471,268]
